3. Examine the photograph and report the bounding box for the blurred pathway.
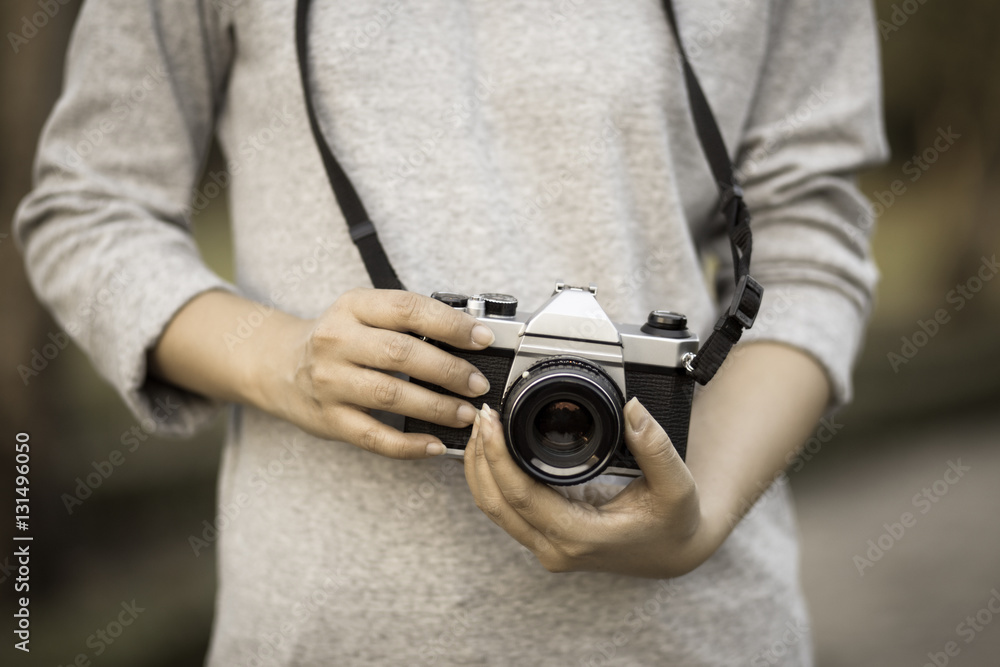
[793,412,1000,666]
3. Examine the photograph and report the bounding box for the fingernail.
[469,372,490,396]
[472,324,495,347]
[426,442,446,456]
[471,413,481,440]
[625,398,649,434]
[457,403,477,425]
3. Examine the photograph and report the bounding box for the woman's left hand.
[463,398,724,578]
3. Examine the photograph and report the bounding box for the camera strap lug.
[682,352,696,375]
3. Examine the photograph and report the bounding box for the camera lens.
[502,357,624,485]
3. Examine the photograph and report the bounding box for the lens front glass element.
[534,400,594,452]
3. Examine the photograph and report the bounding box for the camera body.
[404,283,698,485]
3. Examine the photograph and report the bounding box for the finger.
[348,367,481,427]
[338,409,446,459]
[463,412,482,500]
[471,406,550,551]
[351,328,490,399]
[348,289,495,350]
[623,398,696,497]
[477,404,586,539]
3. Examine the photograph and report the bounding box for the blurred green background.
[1,1,997,665]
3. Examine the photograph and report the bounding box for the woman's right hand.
[151,288,494,460]
[254,289,495,459]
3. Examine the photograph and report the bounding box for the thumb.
[624,398,694,495]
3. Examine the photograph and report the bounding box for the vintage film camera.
[404,283,699,485]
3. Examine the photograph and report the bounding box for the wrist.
[647,506,726,579]
[239,310,313,418]
[697,500,739,553]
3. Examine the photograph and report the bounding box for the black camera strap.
[659,0,763,384]
[294,0,406,291]
[295,0,762,384]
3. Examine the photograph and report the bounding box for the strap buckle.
[728,274,764,329]
[720,183,745,212]
[348,220,377,242]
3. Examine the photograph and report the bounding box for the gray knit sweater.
[15,0,886,664]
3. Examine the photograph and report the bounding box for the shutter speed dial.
[478,293,518,318]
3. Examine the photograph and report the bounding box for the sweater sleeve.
[710,0,890,408]
[13,0,236,436]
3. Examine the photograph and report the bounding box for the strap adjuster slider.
[728,274,764,329]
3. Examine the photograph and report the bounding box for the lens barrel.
[502,357,624,485]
